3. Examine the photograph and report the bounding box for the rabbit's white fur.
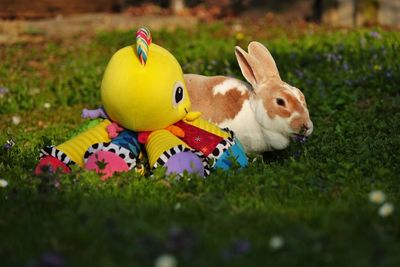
[184,41,313,153]
[220,99,292,153]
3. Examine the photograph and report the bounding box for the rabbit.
[184,41,313,154]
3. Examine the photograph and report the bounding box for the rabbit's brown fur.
[186,75,250,124]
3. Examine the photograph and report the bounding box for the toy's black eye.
[173,82,185,107]
[175,87,183,103]
[276,98,286,107]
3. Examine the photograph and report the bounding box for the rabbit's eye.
[276,98,286,107]
[172,82,185,107]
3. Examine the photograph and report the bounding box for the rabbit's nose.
[303,122,313,136]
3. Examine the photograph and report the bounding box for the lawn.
[0,23,399,267]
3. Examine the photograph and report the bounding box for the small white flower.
[232,23,243,32]
[12,115,21,125]
[369,190,386,204]
[0,179,8,188]
[269,235,284,250]
[154,254,177,267]
[174,202,181,210]
[43,102,51,109]
[378,202,394,217]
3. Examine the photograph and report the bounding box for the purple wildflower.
[370,31,381,39]
[3,139,15,150]
[221,249,232,261]
[221,239,252,261]
[232,239,251,254]
[345,79,353,86]
[292,134,308,144]
[0,86,9,96]
[26,251,65,267]
[54,179,61,189]
[326,52,343,64]
[40,252,65,267]
[295,69,304,78]
[166,227,197,259]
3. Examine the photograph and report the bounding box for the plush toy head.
[101,28,191,131]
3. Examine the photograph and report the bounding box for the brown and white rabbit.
[184,41,313,153]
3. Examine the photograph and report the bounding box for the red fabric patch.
[174,121,222,156]
[138,131,151,144]
[35,155,70,175]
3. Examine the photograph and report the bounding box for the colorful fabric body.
[37,118,247,176]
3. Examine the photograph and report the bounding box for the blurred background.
[1,0,399,25]
[0,0,399,43]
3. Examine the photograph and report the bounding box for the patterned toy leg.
[146,129,209,176]
[56,119,112,167]
[36,146,75,174]
[35,119,111,175]
[84,130,141,179]
[189,117,248,169]
[85,151,129,180]
[35,155,71,175]
[210,135,248,170]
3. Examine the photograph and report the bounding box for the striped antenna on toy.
[136,27,152,65]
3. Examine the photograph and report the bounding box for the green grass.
[1,24,400,267]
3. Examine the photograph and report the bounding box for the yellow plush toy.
[35,27,248,178]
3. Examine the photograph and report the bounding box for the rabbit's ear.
[235,46,266,87]
[248,41,281,80]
